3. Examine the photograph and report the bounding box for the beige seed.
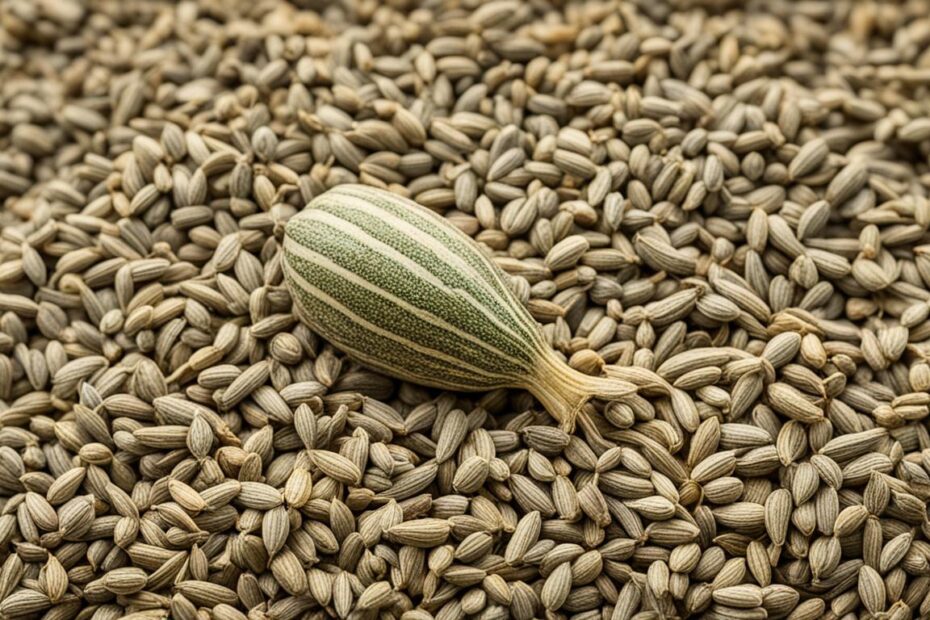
[387,519,451,547]
[858,565,886,615]
[309,450,362,486]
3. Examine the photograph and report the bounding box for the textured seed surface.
[3,1,930,619]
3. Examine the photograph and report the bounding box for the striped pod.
[283,184,635,430]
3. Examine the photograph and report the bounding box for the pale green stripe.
[283,221,529,376]
[328,185,510,291]
[294,195,525,338]
[311,186,541,341]
[284,238,530,371]
[283,258,515,387]
[288,209,535,362]
[330,185,530,320]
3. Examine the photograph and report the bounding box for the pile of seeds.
[2,0,930,618]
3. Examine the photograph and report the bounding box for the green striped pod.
[283,184,635,430]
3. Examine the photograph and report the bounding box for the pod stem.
[527,349,637,433]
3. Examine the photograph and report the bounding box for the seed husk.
[386,519,451,547]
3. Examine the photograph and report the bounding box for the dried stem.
[527,348,636,432]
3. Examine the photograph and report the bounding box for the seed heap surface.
[2,1,930,619]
